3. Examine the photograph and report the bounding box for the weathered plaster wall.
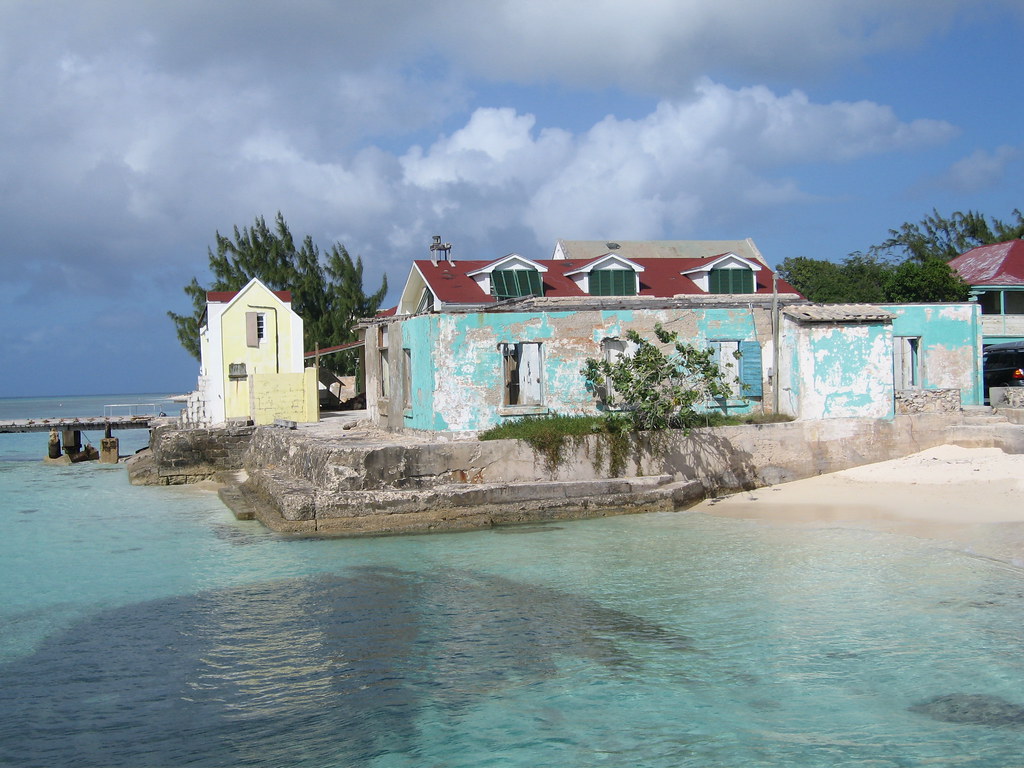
[780,317,893,420]
[375,306,774,432]
[884,303,983,406]
[249,368,319,425]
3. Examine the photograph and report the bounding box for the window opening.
[708,268,754,294]
[501,342,543,405]
[492,270,543,299]
[708,340,762,398]
[894,337,921,389]
[402,348,412,410]
[590,269,637,296]
[379,349,390,398]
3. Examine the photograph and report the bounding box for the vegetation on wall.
[168,213,388,373]
[480,325,791,475]
[581,325,734,431]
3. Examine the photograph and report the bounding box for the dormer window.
[708,268,754,294]
[566,254,644,297]
[683,253,761,294]
[589,269,637,296]
[491,269,543,299]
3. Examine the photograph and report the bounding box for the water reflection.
[0,566,693,767]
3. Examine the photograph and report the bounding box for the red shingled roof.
[949,240,1024,286]
[413,257,797,303]
[207,289,292,303]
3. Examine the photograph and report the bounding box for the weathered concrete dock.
[1,415,168,464]
[127,408,1024,536]
[0,416,153,433]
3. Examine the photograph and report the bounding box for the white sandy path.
[697,445,1024,565]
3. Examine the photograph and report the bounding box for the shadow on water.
[0,566,696,768]
[909,693,1024,728]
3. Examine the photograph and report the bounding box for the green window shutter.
[492,270,542,298]
[738,341,763,397]
[709,268,754,294]
[491,271,510,298]
[590,270,636,296]
[708,269,723,294]
[737,269,754,293]
[524,269,543,296]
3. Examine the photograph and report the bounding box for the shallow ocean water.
[2,395,1024,767]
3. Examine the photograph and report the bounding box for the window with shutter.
[590,269,637,296]
[492,270,543,299]
[709,340,763,399]
[708,268,754,294]
[501,342,544,405]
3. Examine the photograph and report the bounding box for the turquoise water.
[2,397,1024,766]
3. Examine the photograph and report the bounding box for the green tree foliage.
[870,208,1024,263]
[581,325,733,431]
[168,213,388,373]
[777,253,890,303]
[778,252,969,304]
[884,257,971,303]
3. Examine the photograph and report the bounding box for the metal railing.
[103,403,163,419]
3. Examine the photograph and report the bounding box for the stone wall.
[145,423,256,484]
[894,388,962,414]
[236,412,1024,535]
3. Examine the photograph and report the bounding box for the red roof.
[413,257,797,304]
[207,289,292,303]
[949,240,1024,286]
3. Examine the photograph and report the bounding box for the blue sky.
[1,0,1022,397]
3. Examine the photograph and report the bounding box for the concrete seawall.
[129,411,1024,535]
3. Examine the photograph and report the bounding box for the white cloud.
[396,82,955,248]
[940,145,1021,193]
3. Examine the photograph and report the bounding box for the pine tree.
[168,213,387,373]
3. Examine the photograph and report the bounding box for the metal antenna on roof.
[429,235,453,266]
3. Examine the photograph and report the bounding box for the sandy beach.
[698,445,1024,567]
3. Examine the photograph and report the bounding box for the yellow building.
[186,278,318,426]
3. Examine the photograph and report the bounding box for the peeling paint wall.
[367,306,775,433]
[777,303,983,420]
[882,303,983,407]
[779,317,894,420]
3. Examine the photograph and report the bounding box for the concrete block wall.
[150,423,256,484]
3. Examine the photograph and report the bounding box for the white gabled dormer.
[466,254,548,298]
[398,263,436,314]
[564,253,644,296]
[682,252,762,294]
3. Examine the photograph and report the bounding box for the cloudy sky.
[1,1,1022,397]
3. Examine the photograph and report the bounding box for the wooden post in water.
[48,429,61,459]
[62,429,82,456]
[100,422,119,464]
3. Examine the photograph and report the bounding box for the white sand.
[698,445,1024,566]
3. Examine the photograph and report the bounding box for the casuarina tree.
[168,213,387,373]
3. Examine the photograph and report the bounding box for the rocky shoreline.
[128,409,1024,536]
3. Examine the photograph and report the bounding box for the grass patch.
[478,411,792,475]
[479,414,608,474]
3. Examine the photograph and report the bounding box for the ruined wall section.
[410,305,775,432]
[140,423,256,485]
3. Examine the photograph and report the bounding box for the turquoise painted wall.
[401,308,767,432]
[883,303,983,406]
